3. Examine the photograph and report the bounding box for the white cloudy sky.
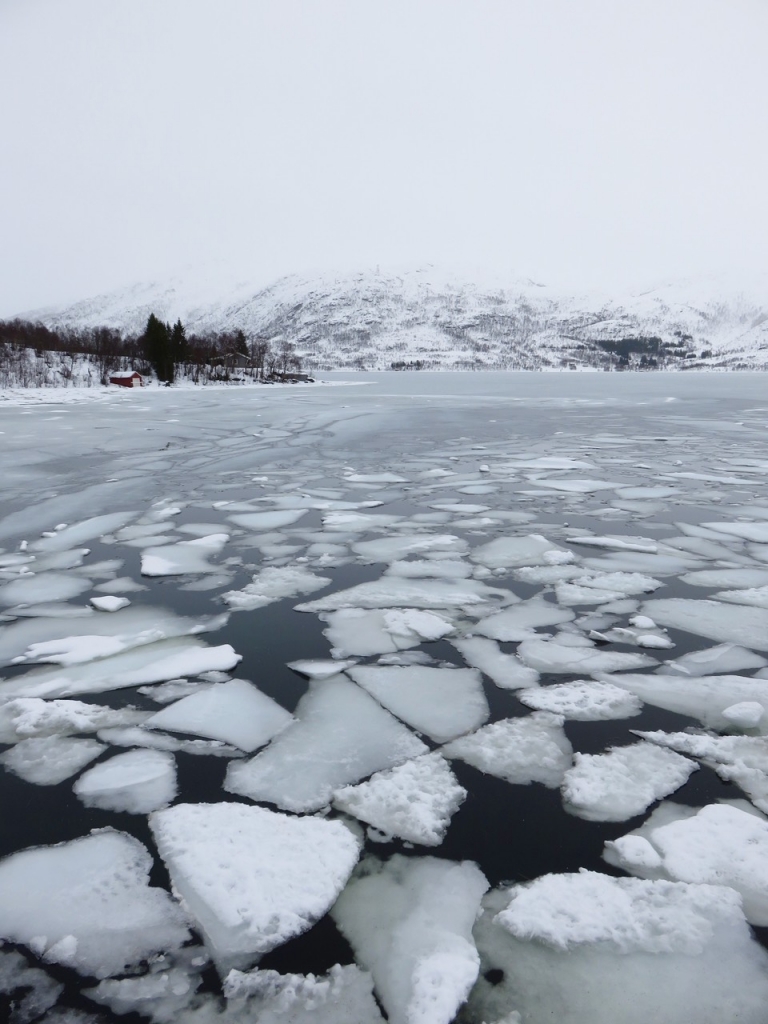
[0,0,766,315]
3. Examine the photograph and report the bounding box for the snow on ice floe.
[642,598,768,650]
[224,675,428,812]
[0,572,92,607]
[150,802,361,973]
[347,665,488,743]
[604,802,768,925]
[140,533,229,576]
[228,509,309,530]
[472,596,574,641]
[331,854,488,1024]
[516,637,656,675]
[333,753,466,846]
[0,830,190,978]
[517,679,642,721]
[145,679,292,752]
[660,643,768,676]
[222,964,385,1024]
[442,713,572,788]
[0,636,241,699]
[222,566,331,610]
[73,748,177,813]
[467,872,768,1024]
[321,607,455,657]
[89,595,130,612]
[561,741,697,822]
[0,697,149,743]
[713,585,768,609]
[450,636,539,689]
[470,534,571,569]
[606,673,768,732]
[0,735,105,785]
[297,577,513,612]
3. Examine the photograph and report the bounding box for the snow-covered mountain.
[21,266,768,370]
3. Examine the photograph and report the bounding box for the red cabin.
[109,371,144,388]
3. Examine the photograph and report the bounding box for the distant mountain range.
[20,266,768,370]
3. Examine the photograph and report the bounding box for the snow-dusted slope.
[22,266,768,370]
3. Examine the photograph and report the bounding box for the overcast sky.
[1,0,766,315]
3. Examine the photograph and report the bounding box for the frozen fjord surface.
[5,376,768,1018]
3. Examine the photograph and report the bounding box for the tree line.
[0,315,303,385]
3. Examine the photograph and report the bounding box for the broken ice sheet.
[353,533,467,563]
[348,664,488,743]
[644,597,768,650]
[0,572,92,607]
[222,565,331,610]
[442,713,573,788]
[228,509,309,530]
[296,576,513,612]
[0,948,63,1024]
[470,533,572,569]
[0,735,105,785]
[451,636,539,689]
[517,679,642,721]
[145,678,292,752]
[0,697,149,743]
[333,753,467,846]
[604,802,768,925]
[517,636,656,675]
[321,607,455,657]
[659,643,767,676]
[73,748,177,813]
[224,675,428,812]
[140,533,229,576]
[472,596,574,641]
[0,830,190,978]
[331,854,488,1024]
[150,802,361,973]
[561,741,697,822]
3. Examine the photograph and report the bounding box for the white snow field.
[4,373,768,1020]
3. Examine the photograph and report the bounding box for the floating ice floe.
[333,753,466,846]
[592,624,674,649]
[605,673,768,733]
[566,534,657,553]
[713,585,768,610]
[442,713,573,788]
[384,558,473,579]
[517,679,642,720]
[224,675,428,812]
[0,697,149,743]
[140,533,229,576]
[702,521,768,543]
[222,566,332,610]
[470,534,571,569]
[516,637,656,675]
[680,568,768,589]
[0,572,92,607]
[94,575,147,593]
[287,658,358,679]
[320,607,455,657]
[0,948,62,1022]
[472,597,574,641]
[331,854,488,1024]
[353,534,467,563]
[145,679,292,752]
[228,509,309,531]
[89,595,130,612]
[466,872,768,1024]
[30,512,139,553]
[150,802,361,973]
[642,598,768,651]
[0,636,241,699]
[223,964,386,1024]
[561,741,697,821]
[451,636,539,689]
[97,725,242,757]
[297,577,513,612]
[0,830,190,978]
[604,802,768,925]
[347,665,489,743]
[74,748,177,813]
[0,735,105,785]
[138,678,214,702]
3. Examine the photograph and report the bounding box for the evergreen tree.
[171,319,188,366]
[234,329,248,358]
[141,314,174,383]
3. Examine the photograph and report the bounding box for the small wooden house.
[110,371,144,388]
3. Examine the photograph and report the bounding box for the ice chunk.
[89,595,130,612]
[0,736,105,785]
[660,643,767,676]
[605,803,768,925]
[517,637,656,675]
[321,607,455,657]
[723,702,765,728]
[94,575,147,593]
[384,558,472,579]
[150,802,360,972]
[0,830,190,978]
[333,753,466,846]
[224,676,428,812]
[332,854,488,1024]
[451,636,539,689]
[702,521,768,542]
[138,678,214,702]
[471,534,569,569]
[607,673,768,732]
[571,571,662,595]
[223,964,385,1024]
[562,741,697,821]
[0,948,63,1023]
[467,873,768,1024]
[97,725,241,757]
[348,665,488,743]
[0,573,92,607]
[681,568,768,589]
[0,697,149,743]
[643,598,768,651]
[442,713,572,788]
[74,748,177,813]
[473,597,574,641]
[567,534,657,553]
[145,679,292,752]
[297,577,512,612]
[228,509,309,530]
[517,679,642,720]
[30,512,138,553]
[713,585,768,609]
[555,582,626,605]
[287,658,358,679]
[140,533,228,576]
[222,566,331,610]
[353,534,467,563]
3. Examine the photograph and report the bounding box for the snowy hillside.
[23,266,768,371]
